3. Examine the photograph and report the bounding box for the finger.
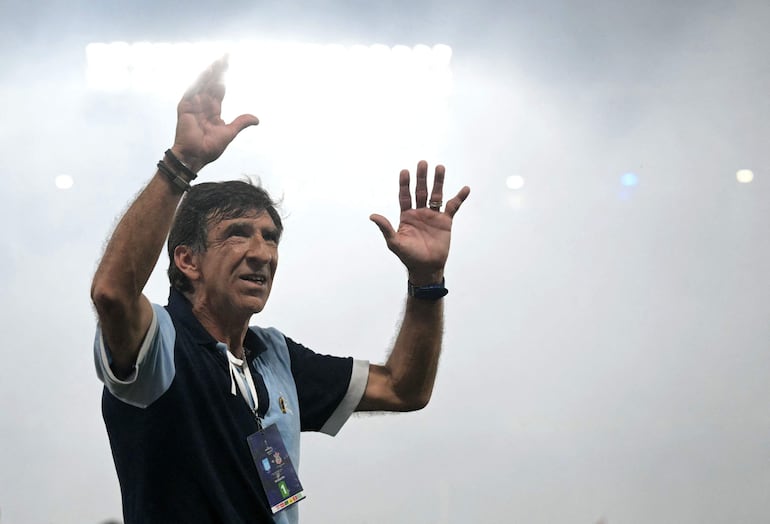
[184,56,227,99]
[201,96,225,124]
[369,214,396,241]
[443,186,471,218]
[205,58,229,102]
[228,114,260,134]
[205,55,229,87]
[208,81,226,103]
[414,160,428,208]
[398,169,412,212]
[429,164,445,208]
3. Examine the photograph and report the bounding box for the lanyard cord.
[225,348,263,428]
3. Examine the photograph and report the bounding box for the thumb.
[369,214,395,241]
[228,113,260,135]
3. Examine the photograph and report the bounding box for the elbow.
[90,278,113,313]
[406,399,430,412]
[90,279,130,319]
[398,391,432,412]
[390,375,435,412]
[363,365,435,412]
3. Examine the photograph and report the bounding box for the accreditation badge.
[247,424,306,514]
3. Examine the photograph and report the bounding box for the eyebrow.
[221,222,254,237]
[220,221,280,241]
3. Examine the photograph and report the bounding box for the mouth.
[240,274,268,285]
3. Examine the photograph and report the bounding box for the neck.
[186,292,250,358]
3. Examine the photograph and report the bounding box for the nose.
[245,234,274,264]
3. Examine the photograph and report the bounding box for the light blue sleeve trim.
[320,359,369,436]
[93,304,176,408]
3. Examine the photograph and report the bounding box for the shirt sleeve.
[285,337,369,435]
[93,303,177,408]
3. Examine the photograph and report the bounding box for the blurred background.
[1,1,768,523]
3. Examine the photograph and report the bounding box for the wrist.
[408,277,448,300]
[407,270,444,287]
[157,149,199,192]
[169,146,204,174]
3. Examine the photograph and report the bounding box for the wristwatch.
[407,278,448,300]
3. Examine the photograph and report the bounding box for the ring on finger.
[428,200,442,211]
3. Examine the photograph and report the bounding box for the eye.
[226,225,251,238]
[263,230,279,244]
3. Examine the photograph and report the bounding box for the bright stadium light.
[85,40,452,95]
[736,169,754,184]
[621,172,639,187]
[55,174,74,190]
[506,175,526,190]
[85,40,454,209]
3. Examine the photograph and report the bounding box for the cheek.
[222,244,248,261]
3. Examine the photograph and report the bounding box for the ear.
[174,245,202,283]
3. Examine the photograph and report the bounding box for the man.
[91,56,470,523]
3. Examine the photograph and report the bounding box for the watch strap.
[407,278,448,300]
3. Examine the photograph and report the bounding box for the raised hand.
[370,161,470,285]
[171,56,259,172]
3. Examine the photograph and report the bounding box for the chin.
[246,298,268,315]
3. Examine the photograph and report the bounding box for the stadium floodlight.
[85,40,454,208]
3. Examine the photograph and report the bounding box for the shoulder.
[95,303,177,408]
[248,325,292,368]
[248,325,286,345]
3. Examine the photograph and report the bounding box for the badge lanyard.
[226,350,263,429]
[225,349,305,514]
[225,346,306,513]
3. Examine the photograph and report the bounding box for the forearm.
[360,160,468,412]
[359,295,445,412]
[91,169,184,367]
[93,172,182,296]
[388,296,445,406]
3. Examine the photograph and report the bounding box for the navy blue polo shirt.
[94,288,369,524]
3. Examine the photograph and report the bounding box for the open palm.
[172,57,259,172]
[371,161,470,285]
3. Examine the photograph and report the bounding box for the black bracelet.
[157,160,191,192]
[164,149,198,182]
[407,278,448,300]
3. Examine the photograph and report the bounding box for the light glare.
[55,175,74,190]
[506,175,526,190]
[85,40,453,208]
[736,169,754,183]
[86,41,452,94]
[621,172,639,187]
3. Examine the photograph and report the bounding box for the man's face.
[192,210,279,318]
